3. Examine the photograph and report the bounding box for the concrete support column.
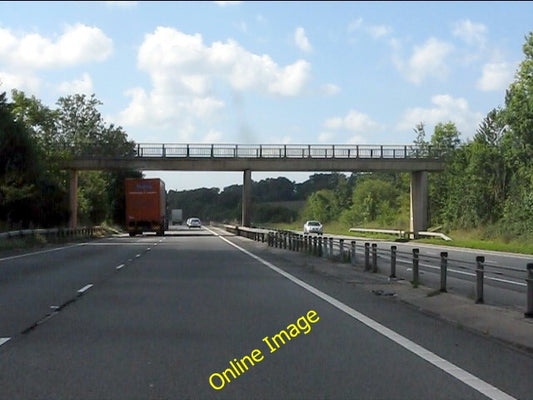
[241,169,252,227]
[410,171,428,238]
[69,169,78,229]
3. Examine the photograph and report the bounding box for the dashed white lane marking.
[135,254,141,258]
[206,226,516,400]
[77,284,93,295]
[0,338,10,347]
[116,264,125,270]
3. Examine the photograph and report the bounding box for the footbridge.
[62,143,447,236]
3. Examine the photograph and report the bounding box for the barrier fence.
[225,225,533,317]
[0,226,106,241]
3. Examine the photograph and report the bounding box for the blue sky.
[1,1,532,191]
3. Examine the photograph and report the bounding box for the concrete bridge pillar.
[242,169,252,227]
[410,171,428,238]
[69,169,78,229]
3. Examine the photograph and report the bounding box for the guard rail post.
[323,237,328,257]
[283,233,287,249]
[350,241,356,266]
[364,243,370,271]
[339,239,345,261]
[329,238,333,259]
[318,236,323,257]
[313,236,318,256]
[390,246,397,278]
[525,263,533,318]
[371,243,378,273]
[476,256,485,304]
[440,252,448,293]
[412,249,420,288]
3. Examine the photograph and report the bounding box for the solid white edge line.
[116,264,125,270]
[0,338,10,347]
[205,226,516,400]
[0,243,85,262]
[77,284,93,295]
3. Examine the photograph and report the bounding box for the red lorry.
[125,178,167,236]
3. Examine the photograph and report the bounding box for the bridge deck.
[62,143,447,172]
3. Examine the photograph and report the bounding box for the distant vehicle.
[125,178,167,237]
[187,217,202,228]
[303,220,323,235]
[171,209,183,225]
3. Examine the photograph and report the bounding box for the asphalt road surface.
[1,227,532,399]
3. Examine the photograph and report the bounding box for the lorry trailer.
[125,178,167,236]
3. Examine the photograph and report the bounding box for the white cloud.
[294,27,312,53]
[477,62,515,91]
[347,18,363,33]
[57,72,93,95]
[119,26,312,140]
[347,135,365,144]
[452,19,487,46]
[347,17,391,39]
[318,131,335,143]
[396,94,483,137]
[202,129,223,143]
[137,27,310,97]
[367,25,392,39]
[324,110,383,134]
[403,38,453,84]
[0,25,112,70]
[0,71,41,93]
[319,83,340,96]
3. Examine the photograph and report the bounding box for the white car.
[186,217,202,228]
[303,220,323,235]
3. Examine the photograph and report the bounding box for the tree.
[341,177,400,227]
[413,122,429,156]
[54,94,138,225]
[504,31,533,149]
[302,189,337,222]
[0,92,40,228]
[500,31,533,237]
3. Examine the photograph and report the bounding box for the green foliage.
[301,189,337,222]
[1,90,138,230]
[341,176,401,227]
[252,204,297,223]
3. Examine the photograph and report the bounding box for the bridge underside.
[64,157,444,172]
[64,156,440,237]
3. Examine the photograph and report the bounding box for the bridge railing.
[132,144,446,160]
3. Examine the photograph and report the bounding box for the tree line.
[300,32,533,242]
[0,91,140,230]
[2,32,532,243]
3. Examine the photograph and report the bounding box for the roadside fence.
[225,225,533,317]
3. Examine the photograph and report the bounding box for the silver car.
[303,220,323,235]
[187,217,202,228]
